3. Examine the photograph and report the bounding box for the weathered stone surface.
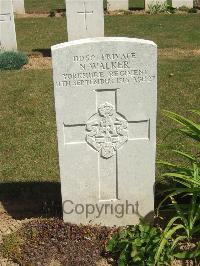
[145,0,166,10]
[65,0,104,41]
[107,0,129,11]
[0,0,17,51]
[51,37,157,226]
[12,0,25,14]
[172,0,193,8]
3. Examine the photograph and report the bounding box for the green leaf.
[190,109,200,116]
[119,229,128,239]
[106,238,117,252]
[192,203,200,228]
[163,216,182,234]
[164,110,200,142]
[134,239,142,247]
[172,150,197,162]
[192,225,200,234]
[170,197,189,232]
[155,224,185,263]
[171,235,187,249]
[157,189,193,214]
[174,249,200,259]
[119,248,128,266]
[158,160,193,176]
[162,173,200,187]
[131,246,138,258]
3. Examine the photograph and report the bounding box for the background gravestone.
[194,0,200,7]
[145,0,166,10]
[65,0,104,41]
[172,0,193,8]
[107,0,129,11]
[12,0,25,14]
[0,0,17,51]
[52,37,157,226]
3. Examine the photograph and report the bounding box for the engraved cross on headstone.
[77,2,94,31]
[64,89,150,201]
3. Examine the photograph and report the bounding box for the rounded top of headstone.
[51,37,157,51]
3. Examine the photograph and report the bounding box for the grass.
[16,17,67,53]
[0,57,199,183]
[25,0,65,13]
[1,233,23,261]
[105,14,200,49]
[0,70,59,183]
[157,57,200,160]
[15,15,200,53]
[129,0,144,9]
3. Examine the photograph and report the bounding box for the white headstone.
[145,0,166,10]
[172,0,193,8]
[0,0,17,51]
[12,0,25,14]
[51,37,157,226]
[65,0,104,41]
[107,0,129,11]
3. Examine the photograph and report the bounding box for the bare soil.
[0,203,198,265]
[0,217,115,266]
[23,56,52,70]
[15,13,64,18]
[158,48,200,59]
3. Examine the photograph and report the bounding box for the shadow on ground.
[32,48,52,57]
[0,182,62,219]
[55,8,66,13]
[0,181,172,223]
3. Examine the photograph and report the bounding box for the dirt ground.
[0,204,111,266]
[15,13,63,18]
[0,201,197,266]
[23,55,52,70]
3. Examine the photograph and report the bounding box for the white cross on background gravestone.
[52,37,157,226]
[77,2,93,31]
[64,89,150,201]
[65,0,104,41]
[0,0,17,51]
